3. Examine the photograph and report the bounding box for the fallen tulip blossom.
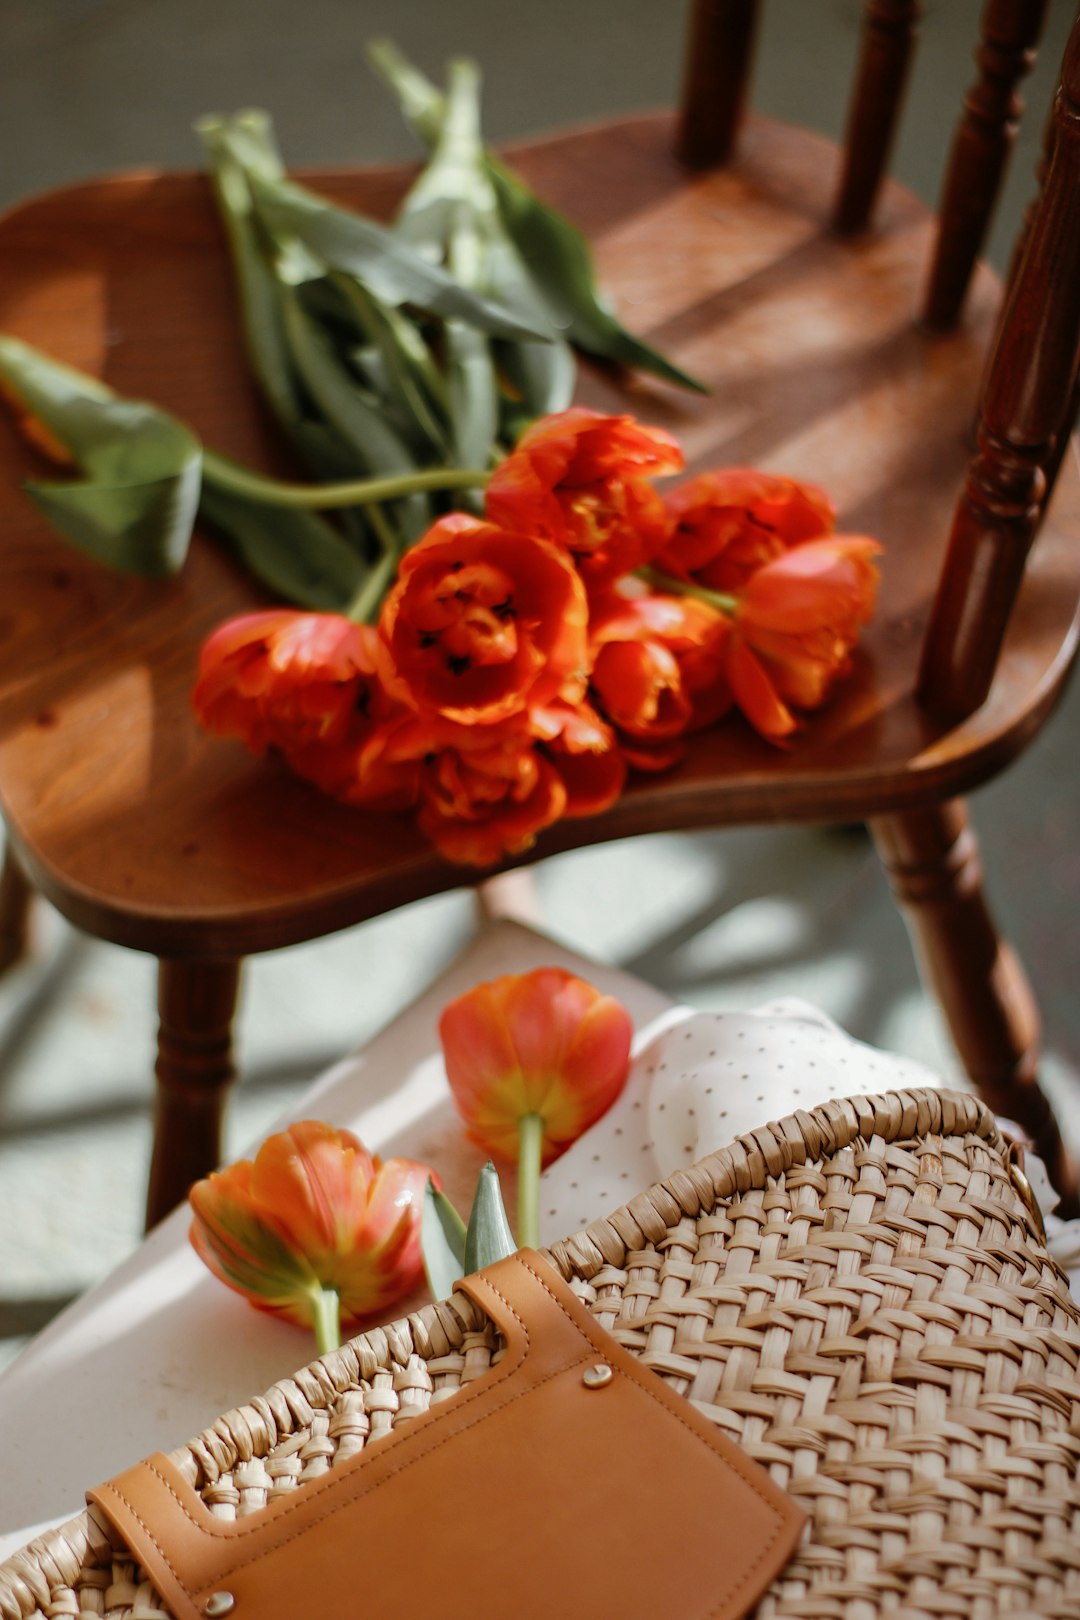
[189,1120,434,1352]
[439,967,633,1247]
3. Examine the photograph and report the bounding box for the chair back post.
[916,9,1080,725]
[676,0,761,168]
[924,0,1051,331]
[832,0,922,235]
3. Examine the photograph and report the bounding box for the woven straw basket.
[3,1087,1079,1619]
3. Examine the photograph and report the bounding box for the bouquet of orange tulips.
[0,42,882,873]
[192,408,881,866]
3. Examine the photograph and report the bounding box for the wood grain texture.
[0,841,32,974]
[2,84,1080,1214]
[0,116,1076,961]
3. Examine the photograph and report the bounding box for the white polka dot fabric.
[539,997,945,1236]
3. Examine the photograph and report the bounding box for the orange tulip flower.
[193,611,386,755]
[418,724,567,868]
[189,1121,434,1352]
[439,968,633,1246]
[486,406,684,586]
[725,535,882,743]
[378,512,588,726]
[658,468,835,593]
[588,589,733,750]
[530,699,628,821]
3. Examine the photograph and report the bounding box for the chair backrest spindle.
[924,0,1050,330]
[917,8,1080,724]
[833,0,922,235]
[677,0,761,168]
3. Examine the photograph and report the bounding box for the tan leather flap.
[90,1252,804,1620]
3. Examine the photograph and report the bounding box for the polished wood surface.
[1,118,1077,958]
[0,842,32,974]
[919,15,1080,722]
[677,0,761,169]
[872,801,1075,1209]
[924,0,1050,328]
[833,0,923,235]
[1,52,1078,1215]
[148,958,241,1225]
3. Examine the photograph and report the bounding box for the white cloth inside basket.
[538,996,1076,1283]
[538,998,945,1236]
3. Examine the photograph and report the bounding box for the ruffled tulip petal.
[738,536,882,634]
[418,736,568,867]
[659,468,836,593]
[379,514,588,725]
[724,535,881,744]
[193,612,396,758]
[726,637,799,743]
[486,407,684,585]
[250,1120,376,1260]
[189,1165,321,1324]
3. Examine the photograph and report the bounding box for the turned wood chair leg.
[146,957,243,1230]
[474,869,543,927]
[871,799,1079,1218]
[0,840,34,974]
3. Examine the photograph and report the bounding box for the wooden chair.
[1,0,1078,1227]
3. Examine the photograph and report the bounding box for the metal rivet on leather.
[582,1362,613,1388]
[204,1594,236,1616]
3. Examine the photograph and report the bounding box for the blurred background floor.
[1,0,1078,1372]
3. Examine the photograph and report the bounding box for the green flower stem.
[517,1112,545,1251]
[636,565,738,617]
[345,503,402,623]
[310,1286,342,1356]
[202,448,491,510]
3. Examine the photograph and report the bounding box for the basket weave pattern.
[2,1089,1079,1619]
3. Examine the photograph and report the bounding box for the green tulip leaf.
[247,171,552,344]
[278,286,431,541]
[0,335,202,575]
[369,41,707,396]
[463,1161,517,1275]
[196,115,304,432]
[393,56,572,462]
[390,54,573,429]
[367,39,446,148]
[485,155,708,395]
[421,1178,468,1301]
[196,479,367,611]
[331,276,449,458]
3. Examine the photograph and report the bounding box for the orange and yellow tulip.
[189,1120,434,1351]
[439,968,633,1246]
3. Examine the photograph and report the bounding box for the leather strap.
[89,1252,804,1620]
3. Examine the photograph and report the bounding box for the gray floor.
[1,0,1078,1374]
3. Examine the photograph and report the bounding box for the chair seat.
[1,112,1077,957]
